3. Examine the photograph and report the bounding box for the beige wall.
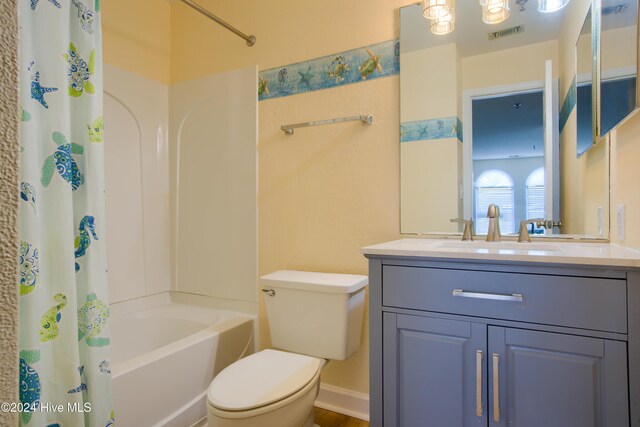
[102,0,172,83]
[170,0,413,82]
[259,78,399,392]
[577,31,591,77]
[611,116,640,247]
[602,26,638,72]
[401,43,459,122]
[400,43,461,233]
[608,24,640,247]
[462,40,558,90]
[576,25,636,78]
[0,0,19,424]
[401,139,461,233]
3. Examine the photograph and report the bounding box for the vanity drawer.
[382,265,627,333]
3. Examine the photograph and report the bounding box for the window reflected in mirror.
[475,169,515,234]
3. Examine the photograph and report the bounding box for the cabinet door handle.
[452,289,523,302]
[492,353,500,423]
[476,350,483,417]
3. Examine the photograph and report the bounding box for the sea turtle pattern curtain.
[18,0,114,425]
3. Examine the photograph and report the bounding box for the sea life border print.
[258,39,400,101]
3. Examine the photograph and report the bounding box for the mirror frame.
[594,0,640,139]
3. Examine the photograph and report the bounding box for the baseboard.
[315,383,370,422]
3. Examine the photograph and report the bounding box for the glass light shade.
[537,0,570,13]
[430,9,455,35]
[423,0,454,20]
[479,0,510,13]
[482,3,511,24]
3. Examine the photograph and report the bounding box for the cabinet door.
[383,312,487,426]
[488,327,629,427]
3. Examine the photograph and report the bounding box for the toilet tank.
[261,270,368,360]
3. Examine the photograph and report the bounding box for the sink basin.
[436,241,562,252]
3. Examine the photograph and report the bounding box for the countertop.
[362,238,640,268]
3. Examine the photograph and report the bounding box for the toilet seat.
[208,349,323,414]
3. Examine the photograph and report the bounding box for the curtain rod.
[179,0,256,47]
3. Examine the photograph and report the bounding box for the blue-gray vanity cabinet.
[366,257,639,427]
[382,313,628,427]
[489,326,628,427]
[383,313,487,426]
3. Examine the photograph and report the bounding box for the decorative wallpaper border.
[559,75,577,134]
[258,39,400,101]
[401,117,463,143]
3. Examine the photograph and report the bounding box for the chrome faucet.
[450,218,474,241]
[517,218,546,242]
[486,204,501,242]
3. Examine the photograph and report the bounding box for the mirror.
[576,7,594,156]
[598,0,638,136]
[400,0,611,238]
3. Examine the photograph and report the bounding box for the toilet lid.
[208,349,322,411]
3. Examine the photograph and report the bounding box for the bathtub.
[110,296,256,427]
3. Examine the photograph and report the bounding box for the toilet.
[206,270,368,427]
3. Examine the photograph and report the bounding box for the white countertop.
[362,238,640,268]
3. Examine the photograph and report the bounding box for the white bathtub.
[110,296,256,427]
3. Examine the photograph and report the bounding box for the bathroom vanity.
[363,239,640,427]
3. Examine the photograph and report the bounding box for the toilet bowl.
[206,270,368,427]
[207,350,324,427]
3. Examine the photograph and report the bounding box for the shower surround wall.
[104,65,171,303]
[104,65,258,314]
[170,67,259,309]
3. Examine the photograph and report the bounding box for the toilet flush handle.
[262,289,276,297]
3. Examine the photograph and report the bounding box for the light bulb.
[537,0,570,13]
[430,8,455,35]
[480,0,510,13]
[423,0,454,20]
[482,2,511,24]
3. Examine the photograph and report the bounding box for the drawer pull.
[452,289,523,302]
[493,353,500,422]
[476,350,483,417]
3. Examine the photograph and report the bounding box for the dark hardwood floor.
[313,407,369,427]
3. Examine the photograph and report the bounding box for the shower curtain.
[19,0,114,426]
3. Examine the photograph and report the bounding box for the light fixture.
[430,6,455,35]
[480,0,510,13]
[537,0,569,13]
[423,0,454,20]
[481,1,511,24]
